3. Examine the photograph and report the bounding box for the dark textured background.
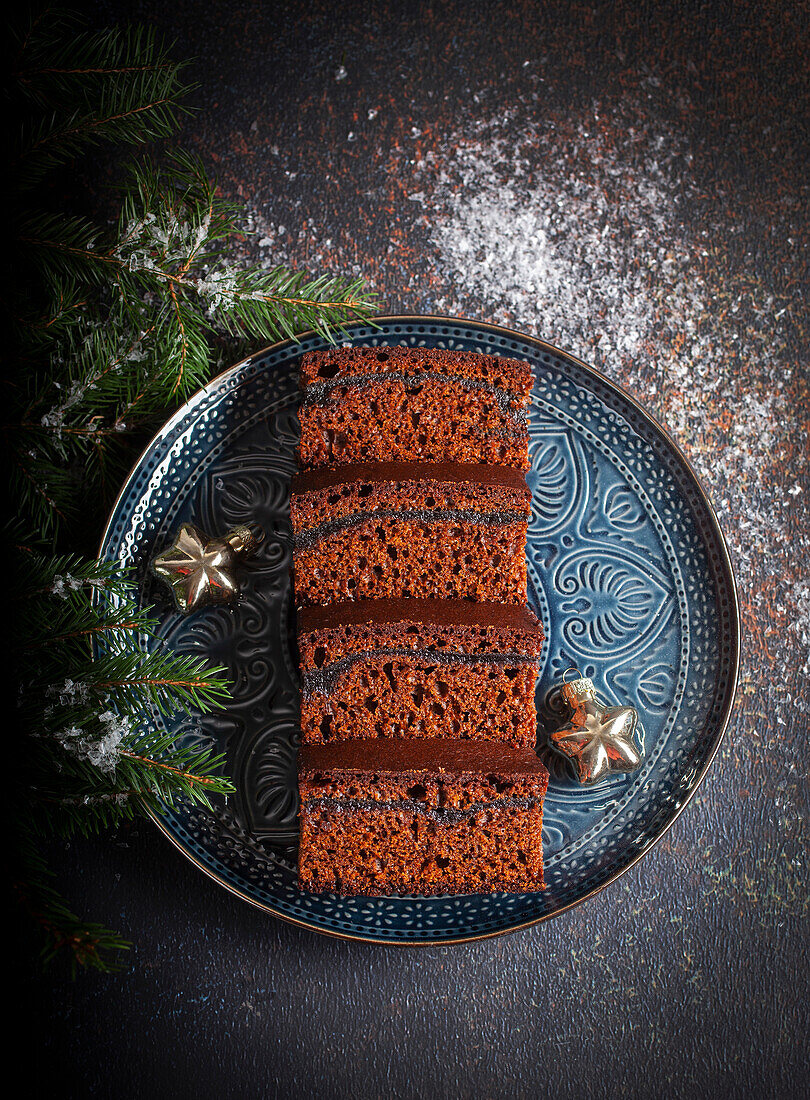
[18,2,809,1097]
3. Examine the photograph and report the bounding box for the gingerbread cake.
[297,346,533,470]
[294,342,547,897]
[298,740,549,895]
[298,599,543,748]
[291,462,531,606]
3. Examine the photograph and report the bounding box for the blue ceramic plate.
[100,316,739,943]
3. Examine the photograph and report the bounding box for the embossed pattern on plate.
[100,317,739,943]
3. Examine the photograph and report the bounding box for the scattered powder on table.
[245,97,809,712]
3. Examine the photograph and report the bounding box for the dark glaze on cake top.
[297,598,543,635]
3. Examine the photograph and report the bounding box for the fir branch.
[14,274,88,347]
[32,734,234,838]
[13,827,131,973]
[23,615,142,655]
[15,548,234,933]
[201,267,377,343]
[10,6,378,974]
[117,738,234,808]
[88,650,232,715]
[8,445,75,538]
[14,17,193,189]
[14,551,139,600]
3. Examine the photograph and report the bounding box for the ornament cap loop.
[561,676,597,706]
[225,524,264,557]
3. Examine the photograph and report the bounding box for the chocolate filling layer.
[300,737,548,776]
[291,462,530,496]
[293,507,527,548]
[303,794,543,825]
[301,647,540,699]
[298,598,544,635]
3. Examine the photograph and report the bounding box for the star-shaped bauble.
[151,522,262,613]
[549,676,642,785]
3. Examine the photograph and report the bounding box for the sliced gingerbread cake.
[298,740,549,895]
[298,599,543,748]
[291,462,530,606]
[294,343,547,897]
[297,346,533,470]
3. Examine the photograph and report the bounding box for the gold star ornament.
[151,522,262,613]
[549,676,642,785]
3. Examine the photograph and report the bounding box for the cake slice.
[297,346,533,470]
[298,598,543,748]
[291,462,530,606]
[298,740,549,895]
